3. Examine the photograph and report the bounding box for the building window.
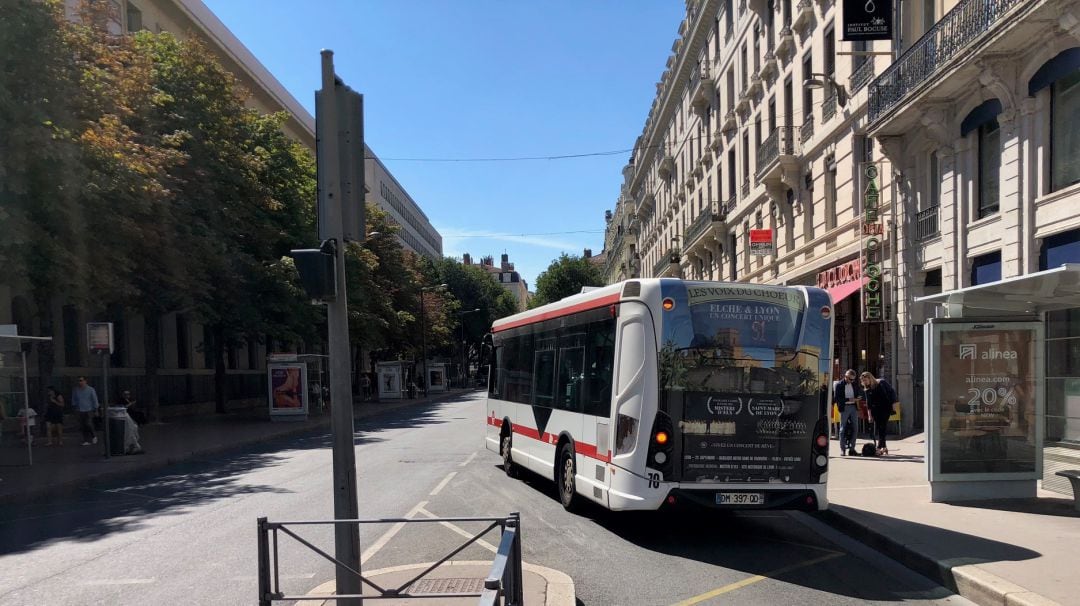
[970,251,1002,286]
[928,151,940,208]
[126,2,142,32]
[729,233,738,280]
[802,52,814,121]
[1040,228,1080,270]
[1051,70,1080,192]
[977,119,1000,219]
[825,154,837,230]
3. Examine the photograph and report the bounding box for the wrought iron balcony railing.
[800,118,815,144]
[756,126,798,176]
[868,0,1026,124]
[822,93,837,122]
[654,248,681,276]
[724,195,738,215]
[916,205,940,240]
[686,210,723,246]
[741,179,750,198]
[850,59,874,93]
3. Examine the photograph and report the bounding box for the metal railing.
[741,179,750,198]
[724,195,738,215]
[756,126,798,175]
[916,205,940,240]
[822,93,837,122]
[868,0,1027,124]
[850,59,874,93]
[654,248,681,275]
[686,210,722,245]
[800,118,815,144]
[257,514,524,606]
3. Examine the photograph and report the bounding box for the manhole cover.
[411,577,486,594]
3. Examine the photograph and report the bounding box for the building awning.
[914,264,1080,314]
[826,279,863,305]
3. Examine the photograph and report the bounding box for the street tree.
[530,253,604,308]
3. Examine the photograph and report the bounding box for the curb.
[816,508,1063,606]
[305,560,576,606]
[2,390,471,506]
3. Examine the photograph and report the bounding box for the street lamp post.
[457,308,481,387]
[419,284,446,395]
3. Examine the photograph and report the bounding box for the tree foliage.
[530,253,605,308]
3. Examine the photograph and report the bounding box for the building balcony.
[737,88,751,112]
[760,51,778,80]
[702,150,714,168]
[654,248,682,277]
[793,0,814,33]
[685,210,726,252]
[800,117,815,145]
[710,123,724,149]
[748,73,763,96]
[849,59,874,94]
[658,149,675,180]
[776,27,795,61]
[637,191,655,218]
[916,205,940,240]
[723,195,738,216]
[756,126,800,184]
[741,179,750,199]
[692,161,704,179]
[867,0,1039,133]
[722,109,738,132]
[690,63,715,114]
[822,93,837,122]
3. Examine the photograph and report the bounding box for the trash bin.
[107,407,128,456]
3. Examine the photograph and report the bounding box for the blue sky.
[203,0,684,286]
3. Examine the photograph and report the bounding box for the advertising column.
[926,320,1044,501]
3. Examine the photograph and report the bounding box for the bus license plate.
[716,492,764,505]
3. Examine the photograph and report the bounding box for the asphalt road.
[0,391,972,605]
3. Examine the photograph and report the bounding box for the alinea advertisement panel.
[926,320,1043,481]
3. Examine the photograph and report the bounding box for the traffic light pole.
[318,50,363,604]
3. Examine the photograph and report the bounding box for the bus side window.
[583,318,616,417]
[532,337,557,408]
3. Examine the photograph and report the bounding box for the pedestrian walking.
[71,376,100,446]
[859,371,899,456]
[45,386,65,446]
[833,369,864,456]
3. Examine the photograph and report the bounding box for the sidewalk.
[0,389,474,505]
[823,433,1077,606]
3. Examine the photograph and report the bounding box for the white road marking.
[458,452,478,467]
[360,500,427,564]
[416,507,498,553]
[429,472,457,496]
[828,484,925,491]
[80,578,156,586]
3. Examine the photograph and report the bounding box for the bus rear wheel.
[557,443,580,511]
[500,431,518,478]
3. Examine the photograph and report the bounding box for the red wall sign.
[817,259,862,290]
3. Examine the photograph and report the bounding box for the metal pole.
[21,350,31,466]
[257,517,272,606]
[102,352,110,458]
[420,291,427,396]
[320,49,362,605]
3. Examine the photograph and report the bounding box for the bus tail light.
[646,412,675,478]
[815,434,828,449]
[662,298,675,311]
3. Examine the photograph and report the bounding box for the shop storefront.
[816,258,889,381]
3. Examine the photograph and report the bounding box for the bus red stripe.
[488,416,611,463]
[492,293,620,333]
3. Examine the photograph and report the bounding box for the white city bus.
[484,279,834,512]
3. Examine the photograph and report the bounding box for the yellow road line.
[669,552,846,606]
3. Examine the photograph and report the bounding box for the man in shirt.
[832,369,864,456]
[71,376,100,446]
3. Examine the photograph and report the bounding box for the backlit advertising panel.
[927,320,1043,481]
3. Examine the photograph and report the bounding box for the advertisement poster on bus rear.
[679,390,817,483]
